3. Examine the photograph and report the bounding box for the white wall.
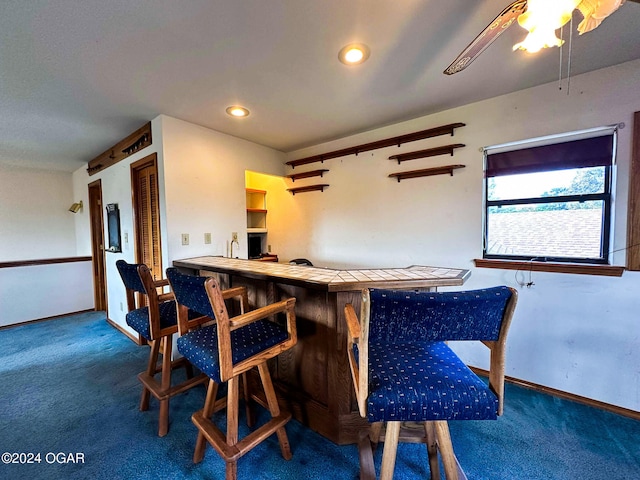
[0,164,93,325]
[0,262,94,327]
[0,164,77,261]
[279,59,640,411]
[161,116,286,263]
[72,115,286,334]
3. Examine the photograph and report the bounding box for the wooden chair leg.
[380,421,401,480]
[141,339,161,411]
[225,461,237,480]
[184,361,194,379]
[241,372,255,428]
[225,376,240,480]
[257,362,292,460]
[158,335,173,437]
[369,421,383,451]
[358,428,376,480]
[193,379,219,463]
[434,420,459,480]
[424,421,441,480]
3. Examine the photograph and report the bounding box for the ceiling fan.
[444,0,639,75]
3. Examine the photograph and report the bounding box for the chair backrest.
[165,267,216,321]
[116,259,162,308]
[116,260,168,339]
[368,286,514,343]
[166,267,296,383]
[116,260,148,294]
[347,286,518,417]
[289,258,313,266]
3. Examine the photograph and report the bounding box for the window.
[483,128,616,264]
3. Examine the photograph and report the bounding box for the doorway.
[88,179,107,311]
[131,153,162,280]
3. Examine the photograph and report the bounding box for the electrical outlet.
[232,232,238,242]
[120,302,123,312]
[204,232,211,244]
[268,244,271,253]
[181,233,189,245]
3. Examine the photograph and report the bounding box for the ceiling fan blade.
[444,0,528,75]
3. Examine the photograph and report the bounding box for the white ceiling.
[2,0,639,172]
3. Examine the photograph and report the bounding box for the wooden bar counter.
[173,256,470,444]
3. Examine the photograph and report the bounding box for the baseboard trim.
[470,366,640,421]
[0,309,95,330]
[105,317,144,345]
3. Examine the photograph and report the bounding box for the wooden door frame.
[131,153,163,278]
[88,179,107,311]
[627,111,640,270]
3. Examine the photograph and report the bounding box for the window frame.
[482,127,617,265]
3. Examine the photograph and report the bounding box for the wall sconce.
[68,201,83,213]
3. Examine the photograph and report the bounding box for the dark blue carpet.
[0,312,638,479]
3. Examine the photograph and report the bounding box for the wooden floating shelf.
[389,165,466,182]
[286,122,465,168]
[286,169,329,182]
[287,184,329,195]
[246,208,267,213]
[389,143,465,164]
[87,122,152,176]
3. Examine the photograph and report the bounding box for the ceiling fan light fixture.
[338,43,370,65]
[225,106,250,118]
[513,0,579,52]
[444,0,633,75]
[513,27,564,53]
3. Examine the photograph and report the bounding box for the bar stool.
[116,260,245,436]
[166,267,297,480]
[344,286,518,479]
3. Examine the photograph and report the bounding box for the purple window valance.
[486,134,614,177]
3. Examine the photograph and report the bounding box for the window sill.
[474,259,625,277]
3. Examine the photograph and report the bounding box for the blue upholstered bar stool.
[344,286,518,480]
[116,260,220,436]
[166,267,297,480]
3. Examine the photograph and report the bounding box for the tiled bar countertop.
[172,256,470,292]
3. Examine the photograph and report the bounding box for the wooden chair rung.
[192,404,291,463]
[137,371,208,400]
[192,411,242,461]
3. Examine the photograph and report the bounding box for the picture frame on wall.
[106,203,122,253]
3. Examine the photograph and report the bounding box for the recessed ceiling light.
[225,106,250,118]
[338,43,370,65]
